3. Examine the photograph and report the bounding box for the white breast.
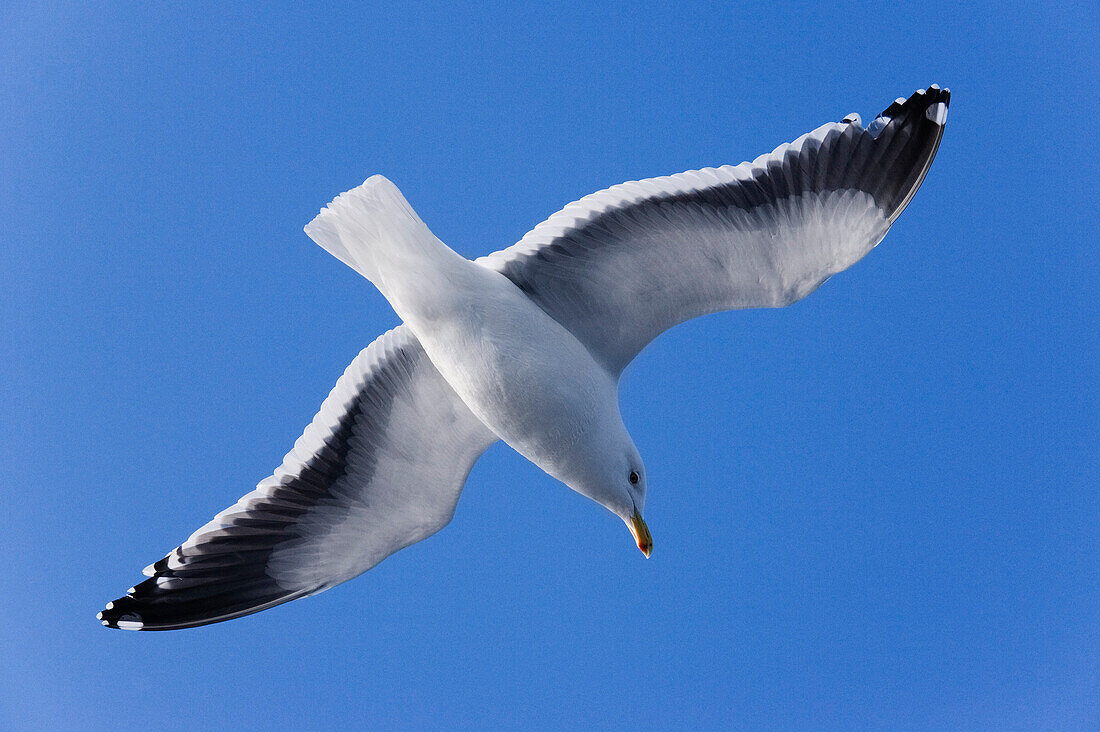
[402,260,620,483]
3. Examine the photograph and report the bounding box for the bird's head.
[567,440,651,558]
[622,463,652,558]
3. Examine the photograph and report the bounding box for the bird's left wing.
[479,86,949,373]
[100,325,496,630]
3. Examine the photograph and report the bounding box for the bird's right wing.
[480,86,949,374]
[100,325,496,630]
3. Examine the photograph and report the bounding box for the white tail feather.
[304,175,453,296]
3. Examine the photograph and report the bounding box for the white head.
[556,423,652,557]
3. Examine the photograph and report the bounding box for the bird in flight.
[100,85,949,630]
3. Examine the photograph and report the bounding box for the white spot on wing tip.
[126,587,136,595]
[868,116,891,137]
[106,601,114,610]
[925,102,947,125]
[96,611,103,620]
[101,620,109,627]
[142,564,156,577]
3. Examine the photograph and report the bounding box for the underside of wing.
[479,86,950,373]
[99,326,496,630]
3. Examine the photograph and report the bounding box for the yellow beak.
[628,509,653,558]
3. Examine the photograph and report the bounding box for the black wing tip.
[98,565,311,631]
[98,594,148,631]
[865,84,951,221]
[874,84,951,127]
[98,588,306,632]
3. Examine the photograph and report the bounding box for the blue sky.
[2,1,1097,728]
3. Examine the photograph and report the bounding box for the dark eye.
[629,471,639,485]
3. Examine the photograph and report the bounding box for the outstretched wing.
[479,86,950,373]
[99,326,496,630]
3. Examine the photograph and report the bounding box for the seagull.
[100,85,949,630]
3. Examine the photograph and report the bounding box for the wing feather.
[479,86,949,372]
[100,326,496,630]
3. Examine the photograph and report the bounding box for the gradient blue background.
[3,2,1097,729]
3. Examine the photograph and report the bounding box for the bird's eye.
[629,471,639,485]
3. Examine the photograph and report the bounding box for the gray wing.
[99,326,496,630]
[479,86,949,373]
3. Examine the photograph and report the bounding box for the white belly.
[391,259,618,482]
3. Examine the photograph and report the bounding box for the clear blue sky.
[2,2,1097,728]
